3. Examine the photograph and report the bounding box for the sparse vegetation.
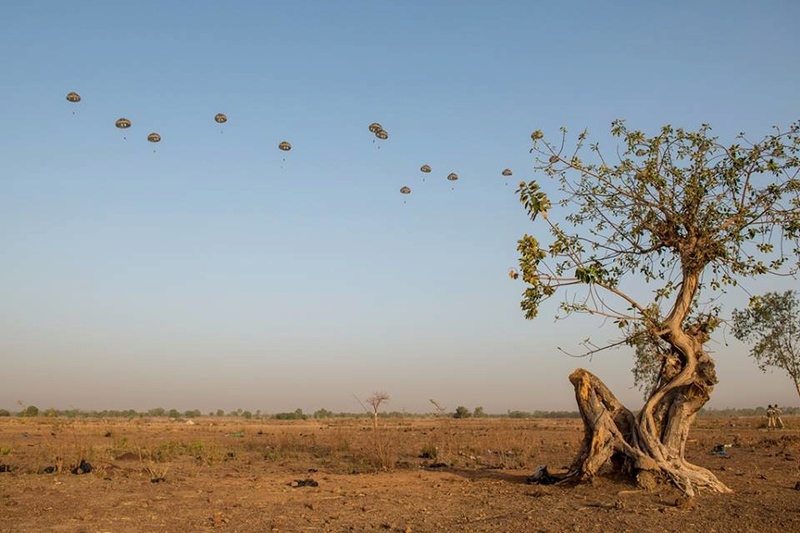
[0,405,591,419]
[354,392,393,470]
[273,409,307,420]
[453,406,472,419]
[1,412,799,530]
[732,290,800,398]
[19,405,39,417]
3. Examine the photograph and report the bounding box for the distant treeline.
[1,405,795,420]
[1,406,575,420]
[697,406,799,417]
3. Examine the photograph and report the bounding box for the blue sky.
[1,1,798,414]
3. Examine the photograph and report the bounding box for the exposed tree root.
[528,369,731,496]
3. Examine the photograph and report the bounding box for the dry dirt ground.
[1,416,799,532]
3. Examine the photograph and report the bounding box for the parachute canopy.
[214,113,227,124]
[147,132,161,143]
[400,186,411,195]
[375,129,388,140]
[420,164,431,173]
[66,92,81,103]
[447,172,459,181]
[368,122,382,134]
[278,141,292,151]
[502,168,513,177]
[115,118,131,129]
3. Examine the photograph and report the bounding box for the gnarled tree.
[517,120,800,496]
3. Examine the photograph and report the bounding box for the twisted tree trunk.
[529,354,730,496]
[530,271,731,496]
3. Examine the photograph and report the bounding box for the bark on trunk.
[528,367,731,496]
[527,265,733,495]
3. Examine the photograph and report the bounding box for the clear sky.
[1,1,798,414]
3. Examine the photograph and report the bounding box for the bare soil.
[1,416,799,532]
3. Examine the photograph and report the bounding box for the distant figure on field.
[766,404,776,428]
[773,404,785,429]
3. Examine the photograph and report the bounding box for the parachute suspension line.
[214,113,227,135]
[399,186,411,205]
[115,117,131,141]
[147,132,161,153]
[369,122,388,150]
[447,172,458,191]
[420,164,431,183]
[278,141,291,170]
[65,91,80,116]
[502,168,513,187]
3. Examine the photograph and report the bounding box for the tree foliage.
[732,290,800,397]
[453,406,472,419]
[518,120,800,373]
[21,405,40,417]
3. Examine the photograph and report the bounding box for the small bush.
[419,445,438,459]
[20,405,39,417]
[453,406,472,419]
